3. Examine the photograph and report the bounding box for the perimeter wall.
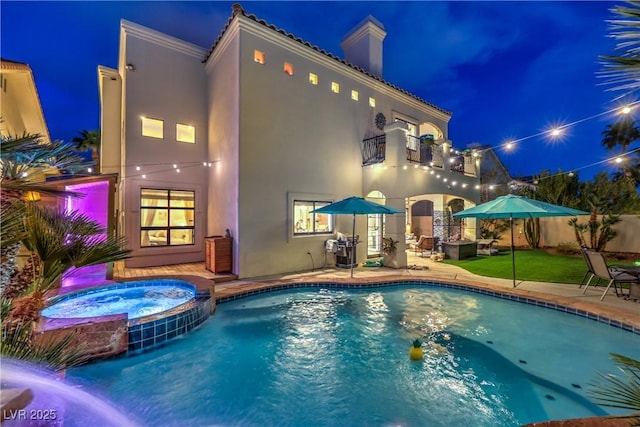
[499,215,640,254]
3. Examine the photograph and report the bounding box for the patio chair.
[582,250,639,301]
[410,235,435,257]
[578,247,596,289]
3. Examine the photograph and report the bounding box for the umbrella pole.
[510,214,516,288]
[350,213,356,278]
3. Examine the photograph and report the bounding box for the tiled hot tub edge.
[36,276,215,363]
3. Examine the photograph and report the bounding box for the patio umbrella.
[312,196,403,277]
[453,194,587,288]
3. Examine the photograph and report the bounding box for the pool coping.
[212,275,640,334]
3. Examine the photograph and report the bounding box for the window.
[141,117,163,139]
[176,123,195,143]
[293,200,333,235]
[369,97,376,108]
[309,73,318,85]
[254,50,265,64]
[331,82,340,93]
[351,90,359,101]
[284,62,294,76]
[140,189,195,247]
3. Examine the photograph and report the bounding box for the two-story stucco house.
[99,4,482,278]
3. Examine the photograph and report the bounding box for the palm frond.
[1,297,85,370]
[599,1,640,95]
[588,353,640,413]
[1,321,85,370]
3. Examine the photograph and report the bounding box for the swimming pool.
[68,284,640,426]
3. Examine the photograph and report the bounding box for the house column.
[432,196,446,251]
[380,121,408,268]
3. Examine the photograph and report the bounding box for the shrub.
[555,241,581,255]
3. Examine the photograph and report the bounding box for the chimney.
[340,15,386,77]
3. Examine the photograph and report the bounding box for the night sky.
[2,1,632,181]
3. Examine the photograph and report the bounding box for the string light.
[480,102,640,154]
[549,128,562,137]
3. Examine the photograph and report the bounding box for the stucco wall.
[496,215,640,254]
[205,27,241,272]
[237,27,369,277]
[121,25,209,267]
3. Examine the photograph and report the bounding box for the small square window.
[331,82,340,94]
[254,50,265,64]
[141,117,164,139]
[176,123,195,143]
[309,73,318,85]
[284,62,294,76]
[369,97,376,108]
[351,90,359,101]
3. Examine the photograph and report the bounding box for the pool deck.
[114,251,640,331]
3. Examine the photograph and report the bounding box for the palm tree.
[601,119,640,185]
[4,201,130,322]
[602,118,640,152]
[1,132,86,295]
[72,129,101,172]
[599,3,640,187]
[0,132,129,369]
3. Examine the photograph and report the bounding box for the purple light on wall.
[62,181,110,289]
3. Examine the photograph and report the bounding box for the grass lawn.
[443,249,588,284]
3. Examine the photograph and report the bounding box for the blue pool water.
[68,286,640,426]
[41,281,195,320]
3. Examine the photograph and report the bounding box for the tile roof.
[204,4,451,116]
[1,58,31,70]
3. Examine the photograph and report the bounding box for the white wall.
[539,215,640,253]
[205,24,241,273]
[120,23,209,267]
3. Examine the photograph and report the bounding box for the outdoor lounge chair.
[578,247,595,288]
[582,250,639,301]
[410,235,435,257]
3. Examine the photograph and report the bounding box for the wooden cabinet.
[205,236,232,273]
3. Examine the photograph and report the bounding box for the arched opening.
[409,199,434,238]
[366,190,385,257]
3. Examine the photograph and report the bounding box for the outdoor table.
[615,265,640,300]
[443,241,477,260]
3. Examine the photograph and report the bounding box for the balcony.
[449,153,478,176]
[362,135,386,166]
[407,135,444,168]
[362,133,477,177]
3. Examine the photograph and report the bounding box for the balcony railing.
[362,135,386,166]
[449,154,478,176]
[406,135,429,164]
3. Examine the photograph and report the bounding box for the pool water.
[68,286,640,426]
[41,282,195,320]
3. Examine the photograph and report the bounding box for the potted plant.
[382,236,399,268]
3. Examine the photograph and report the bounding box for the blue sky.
[1,1,631,180]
